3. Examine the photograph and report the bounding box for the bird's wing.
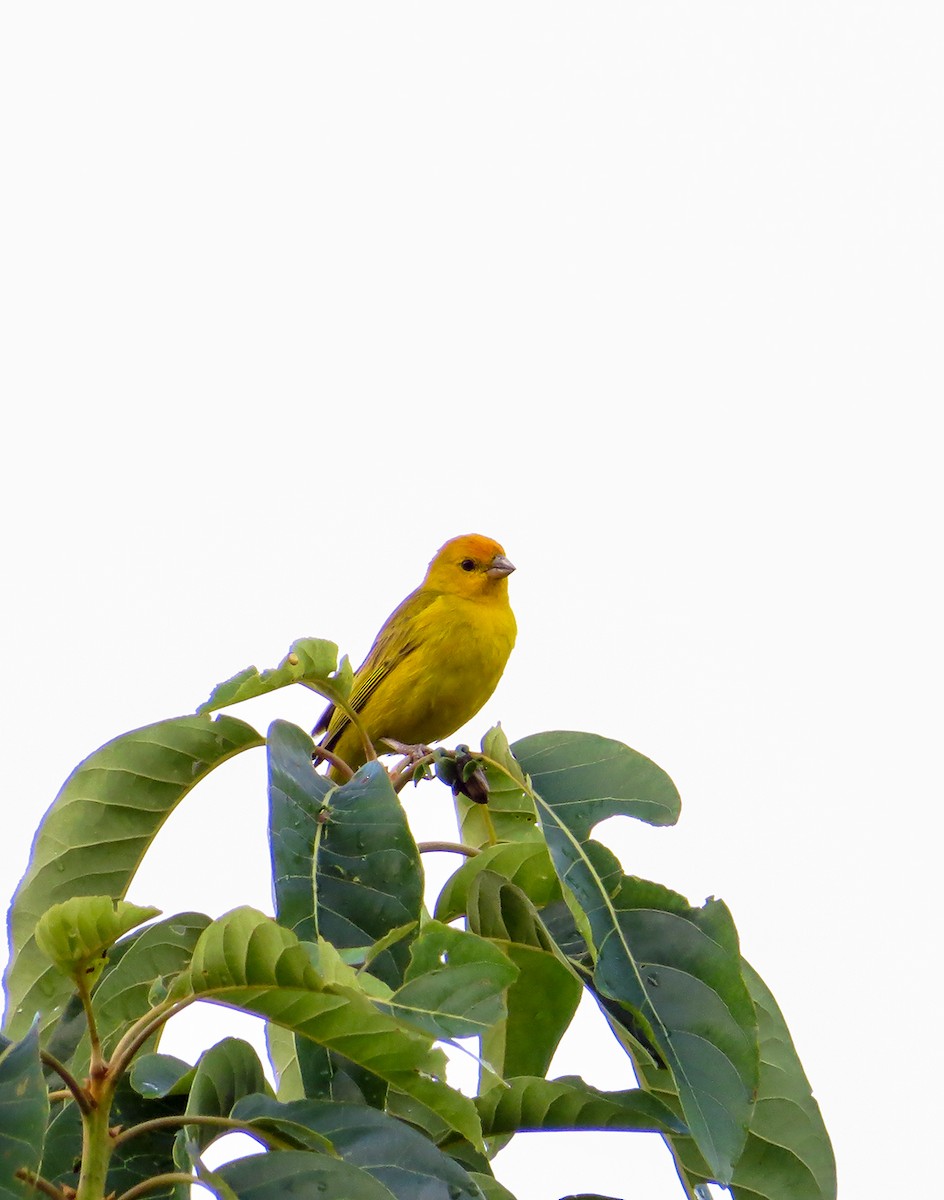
[314,588,437,750]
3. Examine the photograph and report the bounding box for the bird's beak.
[487,555,516,578]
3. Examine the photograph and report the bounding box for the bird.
[314,534,517,779]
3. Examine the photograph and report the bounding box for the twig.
[14,1169,66,1200]
[39,1050,90,1114]
[112,1113,286,1151]
[389,751,437,792]
[115,1174,202,1200]
[108,997,192,1082]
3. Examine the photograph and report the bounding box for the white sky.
[1,5,941,1197]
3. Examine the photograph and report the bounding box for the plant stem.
[14,1169,66,1200]
[310,744,354,779]
[75,1089,115,1200]
[76,977,104,1079]
[40,1050,91,1113]
[108,997,192,1081]
[114,1174,200,1200]
[389,751,437,792]
[113,1113,287,1151]
[417,840,480,857]
[307,684,376,767]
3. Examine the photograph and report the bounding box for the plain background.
[2,5,940,1196]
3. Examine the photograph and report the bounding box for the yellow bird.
[315,534,517,778]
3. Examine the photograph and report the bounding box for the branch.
[115,1174,201,1200]
[15,1169,66,1200]
[39,1050,90,1114]
[388,750,437,792]
[108,996,193,1081]
[113,1113,288,1151]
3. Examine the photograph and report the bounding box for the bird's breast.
[377,594,515,745]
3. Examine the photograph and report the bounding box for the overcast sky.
[2,5,940,1197]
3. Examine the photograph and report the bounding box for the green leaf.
[0,1025,48,1198]
[558,1195,623,1200]
[36,1101,82,1194]
[643,960,837,1199]
[511,730,681,830]
[83,913,211,1064]
[313,759,424,990]
[174,907,483,1150]
[107,1078,190,1200]
[174,1037,271,1170]
[198,637,352,714]
[454,727,542,848]
[34,897,160,991]
[268,724,423,990]
[217,1150,398,1200]
[513,736,755,1185]
[41,928,144,1074]
[3,714,263,1041]
[476,1075,685,1137]
[466,874,582,1090]
[129,1052,195,1099]
[267,719,334,942]
[435,842,560,923]
[268,725,424,1108]
[232,1094,486,1200]
[469,1175,519,1200]
[387,920,518,1041]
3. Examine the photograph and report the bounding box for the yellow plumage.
[315,534,517,778]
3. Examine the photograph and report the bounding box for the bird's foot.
[381,739,434,767]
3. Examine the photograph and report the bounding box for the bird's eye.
[460,558,476,572]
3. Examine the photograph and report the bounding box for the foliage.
[0,637,835,1200]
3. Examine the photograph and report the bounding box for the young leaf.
[3,714,262,1041]
[198,638,353,714]
[35,897,160,990]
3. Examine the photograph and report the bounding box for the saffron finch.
[315,534,517,777]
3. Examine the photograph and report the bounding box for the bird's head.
[424,534,516,600]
